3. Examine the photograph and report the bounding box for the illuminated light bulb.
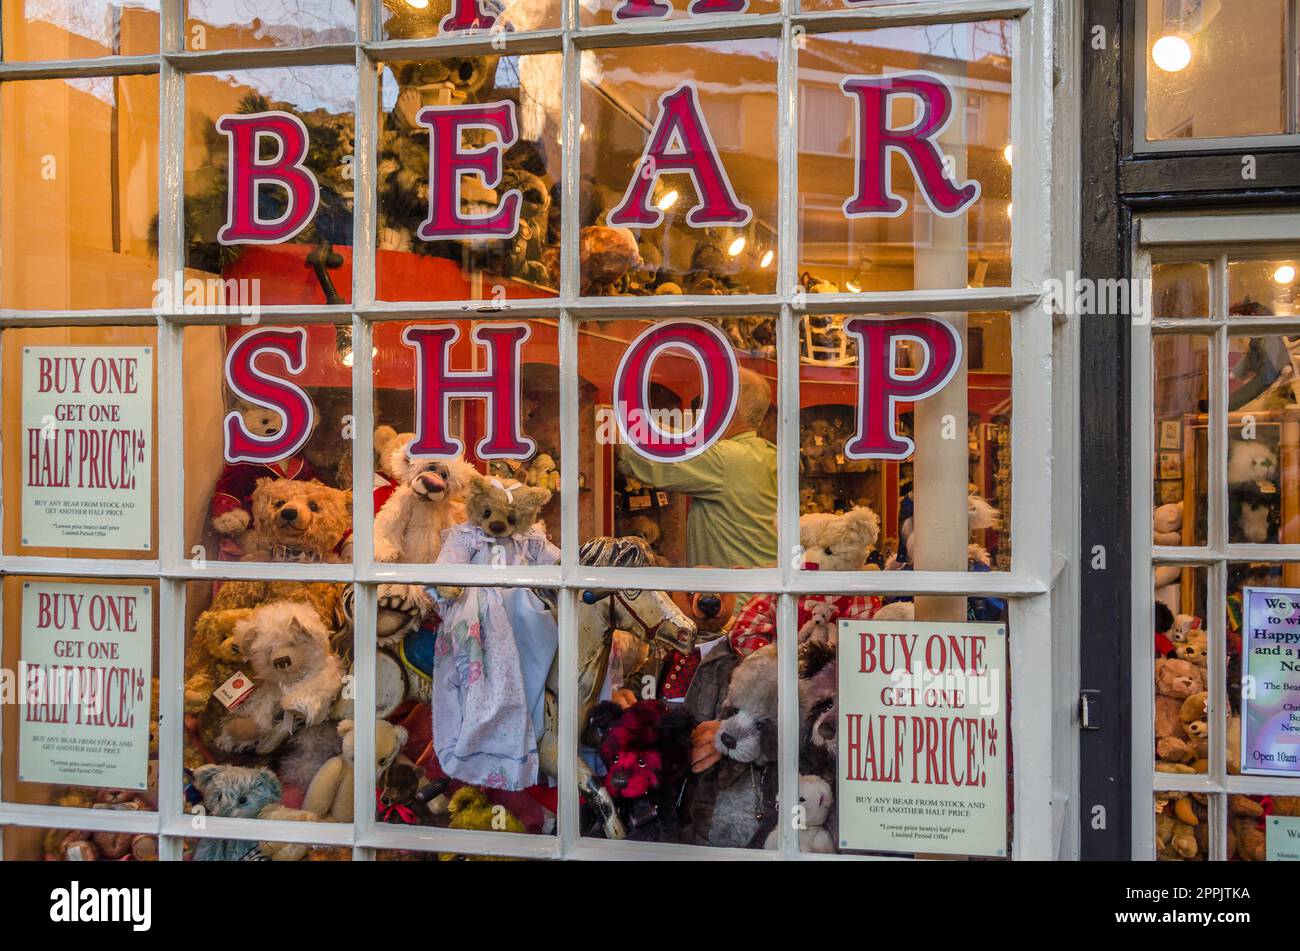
[727,236,746,257]
[1152,35,1192,73]
[1274,264,1297,285]
[656,189,679,211]
[845,279,861,293]
[1006,202,1013,220]
[342,350,354,367]
[1003,143,1013,165]
[759,249,774,268]
[405,0,429,8]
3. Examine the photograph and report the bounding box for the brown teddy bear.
[1154,657,1206,773]
[1179,691,1209,769]
[1227,794,1267,861]
[302,719,408,823]
[243,477,353,564]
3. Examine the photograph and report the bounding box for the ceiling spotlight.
[759,249,774,268]
[1006,202,1013,220]
[1274,264,1297,285]
[1152,34,1192,73]
[727,236,746,257]
[405,0,430,8]
[656,189,679,211]
[1003,143,1013,165]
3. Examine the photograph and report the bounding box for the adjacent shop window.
[1139,0,1300,148]
[0,2,1049,862]
[1143,230,1300,859]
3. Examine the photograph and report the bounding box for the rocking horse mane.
[578,535,654,570]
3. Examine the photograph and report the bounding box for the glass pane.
[1152,334,1207,546]
[1154,790,1208,860]
[577,588,778,849]
[799,312,1011,572]
[580,0,776,28]
[798,24,1013,291]
[1144,0,1288,142]
[580,40,779,297]
[2,577,159,811]
[1153,564,1207,775]
[1227,565,1300,779]
[185,0,356,51]
[183,324,354,564]
[1230,257,1300,319]
[578,317,778,569]
[375,582,557,837]
[183,580,355,826]
[1153,261,1211,319]
[2,0,159,60]
[1,76,159,310]
[801,596,1010,857]
[384,0,559,38]
[371,318,562,565]
[2,326,157,557]
[375,54,562,302]
[1226,336,1300,544]
[7,825,158,861]
[184,66,356,305]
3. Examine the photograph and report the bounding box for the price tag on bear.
[213,671,256,710]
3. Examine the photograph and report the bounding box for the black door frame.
[1079,0,1300,860]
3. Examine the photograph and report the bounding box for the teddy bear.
[302,718,408,823]
[243,477,353,564]
[208,400,319,558]
[377,762,437,826]
[1154,657,1206,772]
[1152,500,1184,546]
[1224,794,1267,861]
[580,225,641,296]
[1174,628,1208,669]
[1179,691,1209,764]
[190,763,285,861]
[211,601,345,755]
[798,638,839,782]
[1155,792,1201,860]
[372,427,475,640]
[684,643,780,849]
[40,788,159,862]
[437,786,526,861]
[764,774,835,854]
[728,506,881,657]
[1229,439,1279,543]
[586,699,697,841]
[431,474,559,790]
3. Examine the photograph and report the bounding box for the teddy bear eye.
[308,501,319,512]
[637,756,646,767]
[483,508,492,518]
[273,500,284,509]
[508,515,516,523]
[824,547,835,555]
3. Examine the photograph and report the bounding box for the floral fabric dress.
[430,523,560,790]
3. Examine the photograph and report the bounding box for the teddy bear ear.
[254,476,272,492]
[520,485,552,509]
[191,764,219,791]
[337,719,355,738]
[393,724,409,748]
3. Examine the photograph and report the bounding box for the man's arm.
[618,441,731,499]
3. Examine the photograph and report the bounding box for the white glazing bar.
[556,586,580,855]
[157,577,186,858]
[353,43,379,309]
[352,316,376,577]
[1130,268,1155,859]
[776,591,798,859]
[351,575,380,856]
[1009,593,1052,859]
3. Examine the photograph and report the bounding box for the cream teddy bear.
[302,719,408,823]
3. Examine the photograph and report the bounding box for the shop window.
[1153,261,1211,320]
[1140,0,1299,148]
[375,55,563,302]
[185,0,357,51]
[1,0,160,61]
[580,0,777,29]
[1230,257,1300,320]
[799,312,1011,572]
[1139,221,1300,860]
[1,327,158,558]
[797,24,1013,292]
[580,40,780,297]
[1,577,159,814]
[2,0,1052,863]
[0,76,160,310]
[184,66,357,305]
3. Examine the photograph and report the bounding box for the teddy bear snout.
[610,770,629,790]
[697,594,722,618]
[489,519,507,535]
[273,654,293,670]
[416,471,446,496]
[279,505,301,524]
[719,732,737,750]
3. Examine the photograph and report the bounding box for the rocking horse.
[537,536,696,839]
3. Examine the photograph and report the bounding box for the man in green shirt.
[619,367,777,568]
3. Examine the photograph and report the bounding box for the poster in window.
[20,346,153,550]
[1240,587,1300,776]
[837,618,1008,857]
[18,582,153,790]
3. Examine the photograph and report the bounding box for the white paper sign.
[1268,816,1300,862]
[837,618,1008,857]
[21,346,153,550]
[19,582,154,790]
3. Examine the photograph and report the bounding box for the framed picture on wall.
[1158,452,1183,480]
[1159,419,1182,450]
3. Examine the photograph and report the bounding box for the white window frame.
[0,0,1058,861]
[1132,210,1300,860]
[1134,0,1300,153]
